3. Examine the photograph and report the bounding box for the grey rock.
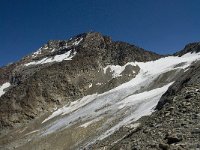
[159,143,169,150]
[165,134,183,144]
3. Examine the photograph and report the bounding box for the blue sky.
[0,0,200,66]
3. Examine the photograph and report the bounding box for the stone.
[165,134,183,144]
[191,128,200,134]
[159,143,169,150]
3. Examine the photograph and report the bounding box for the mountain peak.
[18,32,161,68]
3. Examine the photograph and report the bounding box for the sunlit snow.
[26,37,83,66]
[73,37,83,46]
[0,82,11,97]
[32,48,42,58]
[25,50,76,66]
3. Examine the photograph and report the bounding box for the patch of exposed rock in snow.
[25,50,76,66]
[79,117,103,128]
[0,82,11,97]
[104,62,137,78]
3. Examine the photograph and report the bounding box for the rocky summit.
[0,32,199,150]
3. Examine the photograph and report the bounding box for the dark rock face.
[92,61,200,150]
[156,61,200,110]
[175,42,200,56]
[0,32,161,133]
[0,63,17,85]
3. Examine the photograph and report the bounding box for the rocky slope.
[0,32,200,150]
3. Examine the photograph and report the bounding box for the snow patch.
[89,83,93,88]
[0,82,11,97]
[25,130,39,136]
[32,48,42,58]
[51,48,56,52]
[96,83,102,86]
[73,37,83,46]
[25,50,76,66]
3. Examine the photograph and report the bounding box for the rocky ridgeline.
[175,42,200,56]
[92,61,200,150]
[0,32,161,133]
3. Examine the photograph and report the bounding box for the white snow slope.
[24,52,200,148]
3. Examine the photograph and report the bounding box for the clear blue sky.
[1,0,200,67]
